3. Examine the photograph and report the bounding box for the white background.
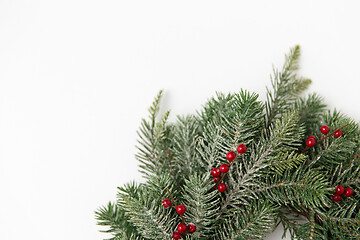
[1,1,360,239]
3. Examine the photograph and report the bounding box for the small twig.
[301,123,350,154]
[179,213,185,223]
[166,188,177,206]
[166,188,185,223]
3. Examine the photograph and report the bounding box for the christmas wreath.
[96,46,360,240]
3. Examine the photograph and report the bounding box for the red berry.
[219,164,229,173]
[162,198,172,208]
[226,151,236,162]
[177,223,187,234]
[188,224,196,233]
[308,135,316,140]
[320,125,330,135]
[306,137,316,148]
[213,177,220,183]
[333,194,341,202]
[345,187,354,197]
[237,144,247,154]
[173,232,181,240]
[176,205,186,215]
[218,183,227,192]
[334,129,343,138]
[211,168,221,177]
[335,185,345,195]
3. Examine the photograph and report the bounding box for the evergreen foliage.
[95,46,360,239]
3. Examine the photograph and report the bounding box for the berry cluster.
[332,185,354,202]
[162,189,196,239]
[172,222,196,240]
[305,125,344,149]
[211,144,247,192]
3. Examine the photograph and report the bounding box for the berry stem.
[166,188,185,223]
[166,188,177,206]
[301,123,350,154]
[320,123,350,141]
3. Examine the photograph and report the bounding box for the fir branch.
[136,90,172,178]
[265,45,311,129]
[293,93,327,137]
[95,202,144,240]
[314,203,360,239]
[295,212,326,240]
[219,110,303,216]
[217,200,278,240]
[325,211,360,239]
[228,90,265,147]
[256,167,332,210]
[274,208,306,240]
[308,111,359,168]
[330,162,360,189]
[182,173,220,239]
[117,175,177,239]
[196,126,224,171]
[266,110,304,153]
[219,147,267,216]
[269,151,306,175]
[170,115,200,183]
[197,90,264,172]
